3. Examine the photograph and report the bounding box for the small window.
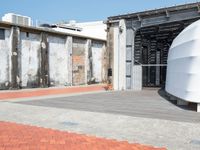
[0,29,5,40]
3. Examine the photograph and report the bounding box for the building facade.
[0,21,107,90]
[107,2,200,91]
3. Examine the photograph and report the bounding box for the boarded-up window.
[0,29,5,40]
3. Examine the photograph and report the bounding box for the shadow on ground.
[157,88,197,112]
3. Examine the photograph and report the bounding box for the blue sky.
[0,0,199,24]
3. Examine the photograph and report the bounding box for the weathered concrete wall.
[66,36,73,86]
[11,27,20,89]
[0,29,11,89]
[101,42,108,83]
[109,19,126,90]
[39,33,49,87]
[113,23,120,90]
[107,24,114,85]
[111,20,127,90]
[86,40,107,84]
[0,23,106,90]
[20,32,40,88]
[48,36,69,86]
[72,38,86,85]
[85,39,91,83]
[91,41,104,83]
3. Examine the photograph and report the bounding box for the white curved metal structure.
[166,19,200,103]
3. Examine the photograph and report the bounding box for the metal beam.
[108,2,200,21]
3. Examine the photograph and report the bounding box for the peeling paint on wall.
[107,25,114,85]
[91,41,103,83]
[20,32,40,88]
[11,27,20,89]
[0,29,11,89]
[48,36,69,86]
[72,38,86,85]
[101,43,107,83]
[0,23,106,90]
[66,36,73,86]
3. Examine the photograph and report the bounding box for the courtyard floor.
[0,86,200,150]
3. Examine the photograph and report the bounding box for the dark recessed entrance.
[134,18,200,87]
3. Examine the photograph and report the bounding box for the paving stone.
[0,84,106,100]
[0,121,165,150]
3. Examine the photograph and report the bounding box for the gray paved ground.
[16,89,200,123]
[0,89,200,150]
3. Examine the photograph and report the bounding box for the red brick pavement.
[0,85,107,100]
[0,121,166,150]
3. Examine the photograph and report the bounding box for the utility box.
[2,13,31,26]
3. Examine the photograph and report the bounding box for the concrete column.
[102,43,107,83]
[197,103,200,112]
[119,19,127,90]
[113,25,119,90]
[113,19,126,90]
[129,30,142,91]
[10,26,20,89]
[66,36,73,86]
[85,39,92,84]
[107,25,114,85]
[39,32,49,88]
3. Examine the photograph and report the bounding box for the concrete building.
[107,2,200,91]
[51,21,107,41]
[0,21,107,90]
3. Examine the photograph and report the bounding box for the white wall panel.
[166,19,200,103]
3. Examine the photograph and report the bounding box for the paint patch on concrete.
[20,32,40,88]
[0,30,11,89]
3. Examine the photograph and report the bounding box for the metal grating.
[134,18,199,87]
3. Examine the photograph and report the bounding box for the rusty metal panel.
[0,29,11,89]
[72,38,86,85]
[20,32,40,88]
